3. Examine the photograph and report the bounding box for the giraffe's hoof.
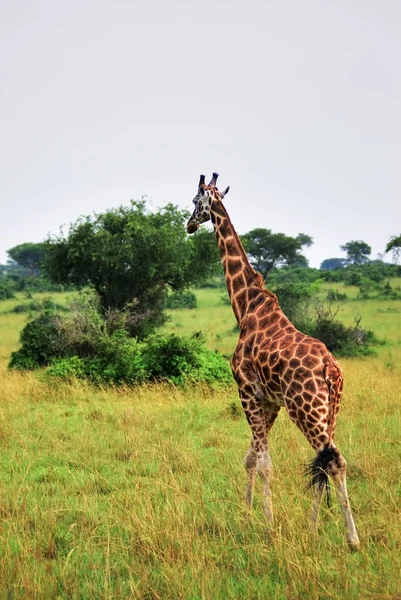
[347,538,361,552]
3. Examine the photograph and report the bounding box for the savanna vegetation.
[0,204,400,598]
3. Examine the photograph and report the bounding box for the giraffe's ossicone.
[186,172,360,551]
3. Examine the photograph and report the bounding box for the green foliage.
[44,332,231,387]
[43,201,220,338]
[320,257,347,270]
[357,277,381,299]
[197,276,225,289]
[241,229,313,278]
[304,318,377,357]
[137,332,231,386]
[340,240,371,265]
[9,312,68,370]
[0,273,68,296]
[321,262,401,286]
[325,289,347,302]
[13,276,67,293]
[272,281,318,326]
[267,266,322,285]
[385,234,401,263]
[273,282,377,357]
[44,355,86,379]
[10,294,231,387]
[165,290,197,309]
[7,242,46,275]
[0,279,15,300]
[9,297,67,314]
[377,281,401,300]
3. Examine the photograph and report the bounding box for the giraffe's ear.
[220,186,230,199]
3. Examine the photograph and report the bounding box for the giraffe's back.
[231,300,343,422]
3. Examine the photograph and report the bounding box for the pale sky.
[1,0,400,268]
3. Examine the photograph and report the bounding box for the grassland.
[0,288,400,599]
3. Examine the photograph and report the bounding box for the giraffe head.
[186,173,230,234]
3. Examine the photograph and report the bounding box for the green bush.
[273,282,318,326]
[9,297,67,314]
[12,276,68,293]
[305,318,377,357]
[165,291,197,309]
[325,289,347,302]
[0,280,15,300]
[268,266,322,285]
[9,312,68,370]
[197,276,225,289]
[45,356,86,379]
[10,295,232,388]
[321,262,401,286]
[273,281,379,357]
[43,332,231,387]
[138,332,231,386]
[378,281,401,300]
[84,333,147,384]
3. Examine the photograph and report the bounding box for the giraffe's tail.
[304,445,338,508]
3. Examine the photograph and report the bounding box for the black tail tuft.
[304,445,336,508]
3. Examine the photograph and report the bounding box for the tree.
[385,234,401,264]
[241,229,313,278]
[320,258,347,270]
[43,200,220,338]
[340,240,371,265]
[7,242,46,275]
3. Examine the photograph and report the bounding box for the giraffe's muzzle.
[187,220,199,234]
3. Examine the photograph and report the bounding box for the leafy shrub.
[0,280,15,300]
[325,289,347,302]
[165,291,197,309]
[10,294,232,387]
[45,356,86,379]
[9,312,68,370]
[197,277,225,289]
[305,317,377,357]
[377,281,401,300]
[9,297,67,314]
[7,275,68,293]
[137,332,231,386]
[268,266,322,285]
[273,282,379,357]
[84,333,147,384]
[273,282,318,326]
[321,262,401,286]
[43,332,231,387]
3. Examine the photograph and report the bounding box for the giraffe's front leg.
[240,391,279,527]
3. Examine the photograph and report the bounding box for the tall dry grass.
[0,290,400,598]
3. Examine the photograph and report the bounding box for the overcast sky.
[1,0,400,268]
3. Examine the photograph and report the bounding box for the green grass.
[0,288,400,598]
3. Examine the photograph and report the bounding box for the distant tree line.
[2,197,400,337]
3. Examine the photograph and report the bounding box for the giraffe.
[186,173,360,551]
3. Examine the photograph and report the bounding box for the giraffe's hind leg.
[288,407,360,550]
[310,482,325,531]
[307,446,360,550]
[328,451,360,551]
[240,392,280,525]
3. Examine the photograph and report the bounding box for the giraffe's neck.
[210,198,268,325]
